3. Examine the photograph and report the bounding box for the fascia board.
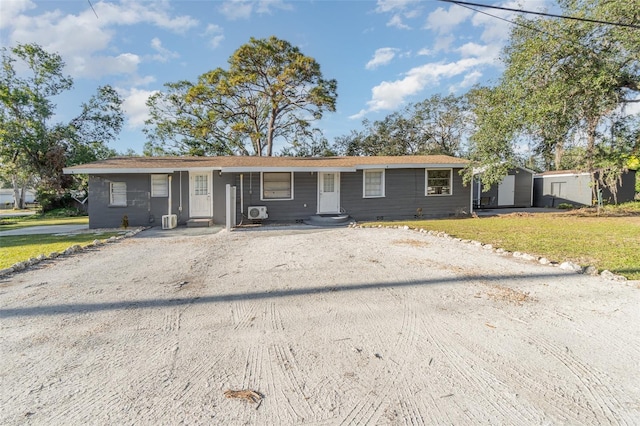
[220,167,356,173]
[63,167,222,175]
[356,163,466,170]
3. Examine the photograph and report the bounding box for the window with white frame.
[262,172,293,200]
[426,169,452,195]
[151,174,169,197]
[363,169,385,198]
[110,182,127,206]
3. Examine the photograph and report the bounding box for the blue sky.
[1,0,551,154]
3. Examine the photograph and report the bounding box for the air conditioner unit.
[247,206,268,220]
[162,214,177,229]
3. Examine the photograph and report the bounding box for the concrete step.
[187,218,214,227]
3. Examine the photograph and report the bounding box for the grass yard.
[363,210,640,280]
[0,232,124,269]
[0,215,89,231]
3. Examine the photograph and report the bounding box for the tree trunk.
[11,173,24,209]
[586,117,598,203]
[554,141,564,171]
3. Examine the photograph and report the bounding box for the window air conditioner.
[247,206,268,220]
[162,214,177,229]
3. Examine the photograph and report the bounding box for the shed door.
[189,172,212,217]
[498,175,515,206]
[318,172,340,213]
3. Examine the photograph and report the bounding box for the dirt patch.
[482,283,535,305]
[1,226,638,424]
[392,238,430,247]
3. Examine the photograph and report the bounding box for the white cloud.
[366,48,399,70]
[3,1,198,80]
[417,47,432,56]
[92,1,198,33]
[219,0,291,20]
[456,42,501,64]
[71,53,140,79]
[471,1,550,43]
[449,70,482,93]
[425,5,473,34]
[387,14,411,30]
[119,87,158,129]
[351,57,484,119]
[0,0,35,29]
[255,0,293,15]
[204,24,225,49]
[219,1,254,20]
[433,35,455,52]
[375,0,420,14]
[150,37,179,62]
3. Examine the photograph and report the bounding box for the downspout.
[240,173,244,216]
[470,172,474,215]
[530,174,534,207]
[179,172,183,217]
[168,175,173,216]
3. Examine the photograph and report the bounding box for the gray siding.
[475,168,533,208]
[234,172,317,223]
[341,168,470,221]
[601,170,636,204]
[533,174,592,207]
[88,167,473,227]
[212,173,235,224]
[88,172,190,228]
[534,170,636,207]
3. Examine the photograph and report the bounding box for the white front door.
[498,175,515,206]
[189,172,212,217]
[318,172,340,213]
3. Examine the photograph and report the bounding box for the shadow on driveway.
[0,270,572,319]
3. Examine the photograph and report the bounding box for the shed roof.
[64,155,469,174]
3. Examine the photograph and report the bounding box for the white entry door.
[318,172,340,213]
[189,172,212,217]
[498,175,515,206]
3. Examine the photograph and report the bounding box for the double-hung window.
[110,182,127,206]
[426,169,452,196]
[363,169,385,198]
[151,174,169,197]
[262,172,293,200]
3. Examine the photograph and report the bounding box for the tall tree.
[467,0,640,193]
[145,36,338,156]
[335,94,469,157]
[0,43,123,209]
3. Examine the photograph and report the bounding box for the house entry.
[189,172,212,217]
[498,175,515,206]
[318,172,340,213]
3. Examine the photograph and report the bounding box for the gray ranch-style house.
[64,155,471,229]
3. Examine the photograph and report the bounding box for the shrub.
[557,203,575,209]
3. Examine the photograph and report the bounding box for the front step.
[187,218,214,228]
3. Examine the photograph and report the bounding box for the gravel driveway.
[1,226,639,424]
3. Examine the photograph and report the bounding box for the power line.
[439,0,640,29]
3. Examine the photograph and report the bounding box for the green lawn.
[362,211,640,280]
[0,215,89,231]
[0,232,125,269]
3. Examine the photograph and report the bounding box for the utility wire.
[448,0,571,45]
[88,0,99,19]
[439,0,640,29]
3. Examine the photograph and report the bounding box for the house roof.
[534,170,591,178]
[64,155,470,174]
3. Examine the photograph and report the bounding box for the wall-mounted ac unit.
[247,206,268,220]
[162,214,177,229]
